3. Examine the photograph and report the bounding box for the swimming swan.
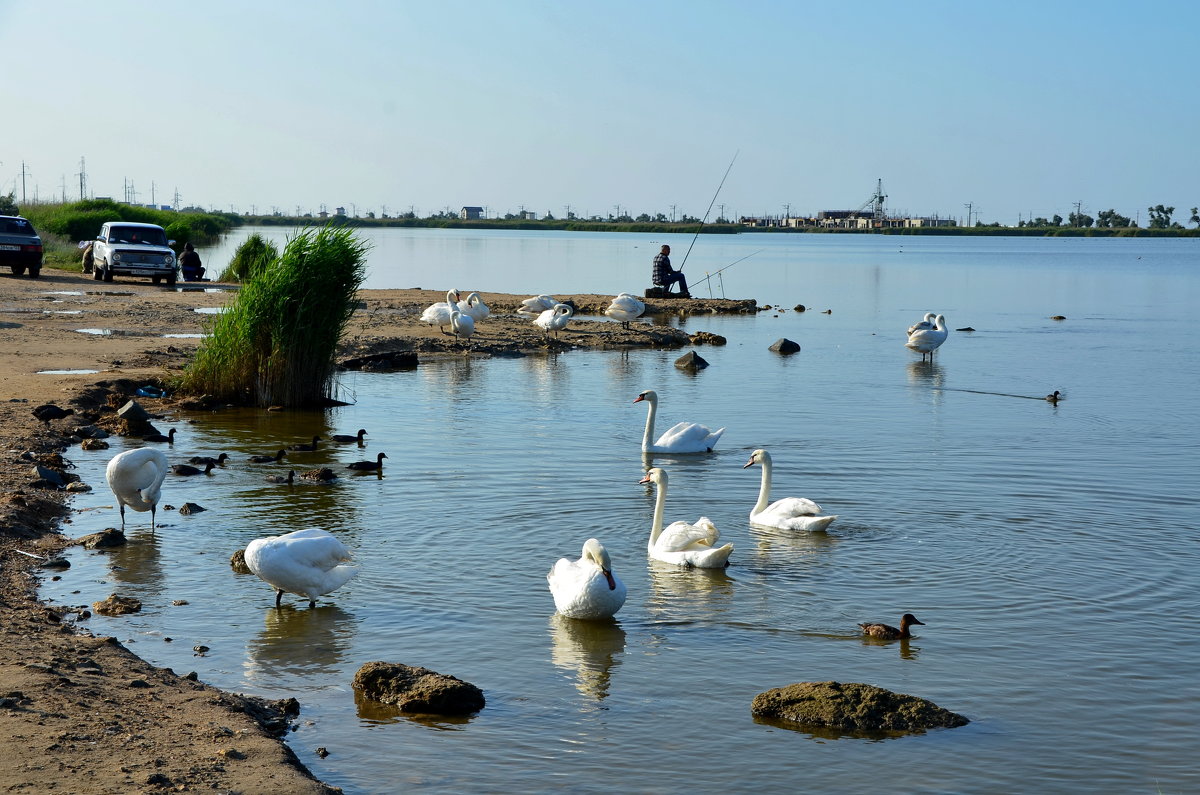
[547,538,628,619]
[634,389,724,454]
[244,528,359,608]
[905,314,948,361]
[420,289,461,334]
[743,448,837,531]
[604,293,646,329]
[106,448,169,529]
[638,467,733,568]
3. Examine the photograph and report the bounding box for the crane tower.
[856,179,887,225]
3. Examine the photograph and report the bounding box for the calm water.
[45,230,1200,793]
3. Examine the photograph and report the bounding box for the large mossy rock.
[352,662,485,715]
[751,681,968,733]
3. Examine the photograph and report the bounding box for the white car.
[92,221,178,285]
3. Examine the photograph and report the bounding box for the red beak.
[638,474,651,484]
[633,395,645,404]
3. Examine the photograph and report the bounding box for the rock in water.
[751,681,968,733]
[93,595,143,616]
[352,662,485,715]
[674,351,709,371]
[230,549,252,574]
[769,338,801,354]
[179,502,206,515]
[76,528,126,549]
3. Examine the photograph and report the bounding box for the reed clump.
[220,233,279,282]
[179,226,369,407]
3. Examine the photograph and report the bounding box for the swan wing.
[420,302,452,325]
[245,529,358,599]
[655,517,721,552]
[653,422,725,453]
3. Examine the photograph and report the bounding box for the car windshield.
[1,218,36,235]
[109,226,167,246]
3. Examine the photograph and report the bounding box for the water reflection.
[645,563,736,623]
[858,635,922,661]
[751,714,905,742]
[352,691,474,729]
[749,523,838,568]
[905,359,946,389]
[548,614,626,704]
[244,604,357,682]
[100,532,166,601]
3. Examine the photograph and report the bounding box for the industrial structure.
[741,179,956,230]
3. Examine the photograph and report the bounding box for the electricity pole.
[963,202,974,227]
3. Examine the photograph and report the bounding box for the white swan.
[106,448,169,529]
[638,468,732,568]
[634,389,724,454]
[907,312,936,335]
[244,528,359,608]
[547,538,628,619]
[450,304,476,342]
[534,303,573,338]
[420,289,461,334]
[518,294,558,316]
[604,293,646,329]
[456,291,490,322]
[743,448,837,531]
[905,313,948,361]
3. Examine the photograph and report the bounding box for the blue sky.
[2,0,1196,224]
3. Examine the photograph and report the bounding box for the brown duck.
[858,613,924,640]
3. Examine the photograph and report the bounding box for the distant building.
[460,206,483,220]
[335,207,347,217]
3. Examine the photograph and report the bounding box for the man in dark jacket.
[179,242,205,281]
[651,244,689,297]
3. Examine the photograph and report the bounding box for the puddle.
[38,369,100,375]
[194,307,225,314]
[41,291,83,296]
[163,333,205,339]
[174,286,235,293]
[75,328,154,337]
[85,291,135,297]
[46,310,83,315]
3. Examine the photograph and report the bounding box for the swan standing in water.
[547,538,627,619]
[106,448,169,529]
[534,303,573,338]
[638,468,733,568]
[907,312,936,335]
[518,294,558,316]
[420,289,461,334]
[244,528,359,608]
[743,449,837,531]
[456,291,490,322]
[604,293,646,329]
[905,313,948,361]
[634,389,724,454]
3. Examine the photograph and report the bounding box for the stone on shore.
[352,662,485,715]
[751,681,968,733]
[769,338,801,354]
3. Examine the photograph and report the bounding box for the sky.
[2,0,1197,225]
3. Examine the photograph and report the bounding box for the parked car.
[92,222,178,285]
[0,215,43,278]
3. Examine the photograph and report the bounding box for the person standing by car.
[81,241,94,274]
[651,244,689,297]
[179,242,205,281]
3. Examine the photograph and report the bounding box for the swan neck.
[641,397,657,451]
[649,478,665,548]
[754,459,772,515]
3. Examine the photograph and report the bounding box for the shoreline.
[0,267,750,791]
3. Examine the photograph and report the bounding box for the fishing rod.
[691,249,763,292]
[676,150,738,272]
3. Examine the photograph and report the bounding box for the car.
[92,221,178,285]
[0,215,43,278]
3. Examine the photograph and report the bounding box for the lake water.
[44,229,1200,793]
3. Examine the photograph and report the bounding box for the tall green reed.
[219,233,278,282]
[179,226,369,407]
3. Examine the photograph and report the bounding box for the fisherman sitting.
[179,242,206,282]
[651,244,689,297]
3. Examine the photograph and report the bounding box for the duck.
[450,304,476,343]
[638,467,733,568]
[1046,390,1062,403]
[32,404,75,425]
[907,312,936,335]
[518,294,559,316]
[905,314,948,361]
[170,461,215,476]
[743,449,837,531]
[634,389,724,454]
[456,291,490,322]
[420,289,461,334]
[604,293,646,329]
[858,613,925,640]
[547,538,628,619]
[249,449,287,464]
[243,528,359,608]
[330,429,368,444]
[289,435,321,452]
[265,470,296,485]
[142,427,177,444]
[300,467,338,482]
[105,448,169,529]
[346,452,387,472]
[188,452,229,467]
[533,303,573,338]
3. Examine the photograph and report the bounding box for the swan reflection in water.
[243,604,357,683]
[749,523,839,569]
[548,614,627,703]
[101,529,167,601]
[905,359,946,390]
[645,562,736,626]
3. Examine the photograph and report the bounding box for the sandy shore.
[0,267,753,792]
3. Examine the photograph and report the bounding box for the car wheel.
[28,266,40,278]
[103,267,114,283]
[166,273,177,287]
[11,265,25,276]
[152,276,161,285]
[94,262,104,280]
